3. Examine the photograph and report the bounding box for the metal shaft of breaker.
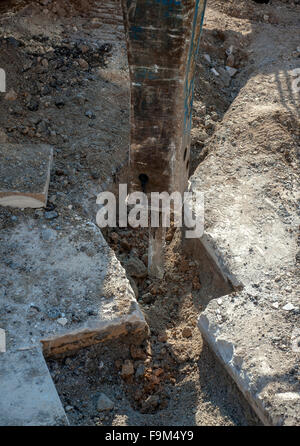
[121,0,207,277]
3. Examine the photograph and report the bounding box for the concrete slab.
[1,217,148,357]
[191,30,300,425]
[0,348,68,426]
[0,144,53,208]
[0,211,148,425]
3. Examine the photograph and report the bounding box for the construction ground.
[0,0,299,426]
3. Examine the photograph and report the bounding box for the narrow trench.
[46,178,260,426]
[47,218,261,425]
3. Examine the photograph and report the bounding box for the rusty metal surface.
[121,0,207,195]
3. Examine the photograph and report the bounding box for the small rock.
[121,359,134,379]
[182,327,192,338]
[141,292,153,304]
[135,364,145,379]
[57,317,68,326]
[110,232,118,243]
[120,238,131,251]
[141,394,159,413]
[5,89,17,101]
[41,58,49,69]
[157,333,167,342]
[211,68,219,76]
[130,344,146,360]
[47,307,61,320]
[85,110,95,119]
[27,99,39,111]
[226,45,234,56]
[114,359,123,370]
[96,393,114,412]
[78,58,89,70]
[55,99,65,109]
[36,120,49,134]
[0,129,8,143]
[203,53,211,63]
[217,67,231,87]
[282,303,295,311]
[272,302,279,309]
[44,211,58,220]
[226,54,235,67]
[65,405,73,412]
[126,256,147,279]
[225,66,238,77]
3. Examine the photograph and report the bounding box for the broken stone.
[65,405,73,412]
[0,144,53,208]
[0,129,8,143]
[282,303,295,311]
[182,327,192,338]
[135,364,145,379]
[126,256,147,279]
[96,393,114,412]
[114,359,122,370]
[226,66,238,77]
[44,211,58,220]
[211,68,219,76]
[226,45,234,56]
[158,332,167,343]
[47,307,61,320]
[141,394,159,413]
[78,58,89,70]
[57,317,68,327]
[217,67,231,87]
[85,110,95,119]
[110,232,118,243]
[120,239,131,251]
[203,53,211,63]
[141,292,153,304]
[121,360,134,379]
[130,344,146,360]
[226,54,235,67]
[5,89,17,101]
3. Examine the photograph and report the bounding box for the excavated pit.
[46,224,259,426]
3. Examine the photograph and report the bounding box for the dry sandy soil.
[0,0,299,426]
